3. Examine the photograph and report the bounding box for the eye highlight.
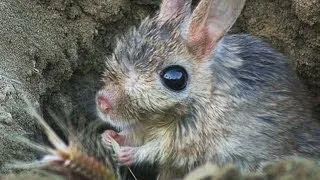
[160,65,188,91]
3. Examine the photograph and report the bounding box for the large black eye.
[160,65,188,91]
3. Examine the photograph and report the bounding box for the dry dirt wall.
[237,0,320,111]
[0,0,157,172]
[0,0,319,175]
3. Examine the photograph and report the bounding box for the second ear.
[186,0,246,60]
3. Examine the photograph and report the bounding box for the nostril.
[98,96,112,114]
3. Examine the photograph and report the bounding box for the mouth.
[98,111,137,132]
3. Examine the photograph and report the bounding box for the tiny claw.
[119,147,137,166]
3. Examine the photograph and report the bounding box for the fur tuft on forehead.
[113,15,187,72]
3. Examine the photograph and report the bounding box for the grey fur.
[97,2,320,179]
[203,34,320,170]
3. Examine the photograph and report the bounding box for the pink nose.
[97,96,112,114]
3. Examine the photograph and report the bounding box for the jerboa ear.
[187,0,246,60]
[158,0,190,23]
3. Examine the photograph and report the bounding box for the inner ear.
[187,0,246,60]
